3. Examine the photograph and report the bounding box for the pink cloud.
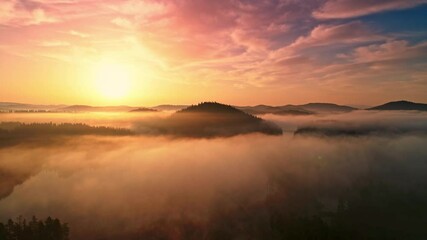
[0,0,58,26]
[230,29,272,52]
[1,0,425,96]
[348,40,427,63]
[1,0,314,65]
[38,40,71,47]
[110,0,311,66]
[68,30,89,38]
[314,0,427,19]
[290,21,384,49]
[269,21,385,62]
[111,17,133,28]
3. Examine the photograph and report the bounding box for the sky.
[0,0,427,106]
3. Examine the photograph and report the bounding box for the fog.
[1,111,427,239]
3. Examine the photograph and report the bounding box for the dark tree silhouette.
[0,216,69,240]
[0,122,133,148]
[138,102,283,138]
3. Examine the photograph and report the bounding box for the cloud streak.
[289,21,384,50]
[314,0,427,19]
[0,0,59,26]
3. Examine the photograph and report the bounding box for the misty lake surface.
[2,111,427,239]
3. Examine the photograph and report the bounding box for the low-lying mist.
[1,110,427,239]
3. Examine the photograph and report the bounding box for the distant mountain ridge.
[0,102,158,113]
[57,105,138,112]
[1,102,356,114]
[129,107,158,112]
[151,105,189,111]
[0,102,66,111]
[368,100,427,111]
[297,103,356,113]
[4,101,426,113]
[237,105,313,115]
[238,103,355,115]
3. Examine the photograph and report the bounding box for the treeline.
[116,180,427,240]
[177,102,264,122]
[0,216,69,240]
[138,102,283,138]
[0,122,132,136]
[0,122,134,148]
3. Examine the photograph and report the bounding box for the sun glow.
[93,60,134,101]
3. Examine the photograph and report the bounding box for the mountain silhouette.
[140,102,283,137]
[274,109,313,116]
[151,105,189,111]
[296,103,356,113]
[238,103,354,115]
[58,105,136,112]
[238,105,313,115]
[129,107,158,112]
[0,102,357,114]
[368,100,427,111]
[0,102,66,112]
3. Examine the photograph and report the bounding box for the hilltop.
[297,103,356,113]
[151,105,189,111]
[237,105,314,115]
[139,102,283,138]
[368,100,427,111]
[238,103,355,115]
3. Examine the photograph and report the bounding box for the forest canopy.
[0,216,69,240]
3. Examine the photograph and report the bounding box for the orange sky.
[1,0,426,106]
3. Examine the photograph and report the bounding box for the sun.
[93,60,134,101]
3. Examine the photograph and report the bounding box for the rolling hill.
[129,107,158,112]
[368,100,427,111]
[0,101,358,114]
[237,103,355,115]
[0,102,66,112]
[57,105,137,112]
[296,103,356,113]
[151,105,189,111]
[237,105,314,115]
[140,102,283,137]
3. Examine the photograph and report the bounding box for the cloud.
[0,1,15,25]
[289,21,384,50]
[28,8,57,24]
[0,1,58,26]
[108,0,168,18]
[108,0,317,65]
[0,0,426,102]
[230,28,272,52]
[68,30,89,38]
[39,40,71,47]
[347,40,427,63]
[263,21,387,82]
[314,0,427,19]
[111,17,134,29]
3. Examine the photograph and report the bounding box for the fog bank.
[1,111,427,239]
